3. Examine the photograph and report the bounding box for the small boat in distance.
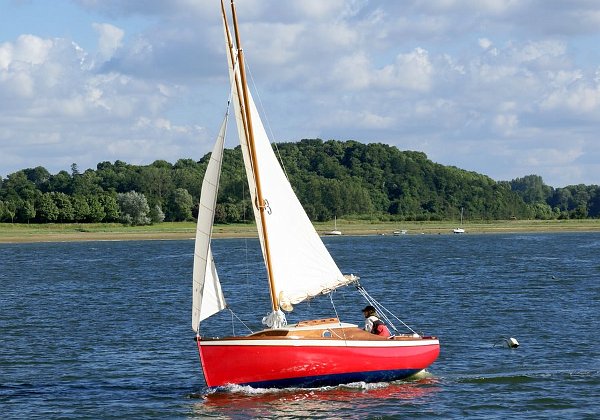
[453,207,466,234]
[191,0,440,389]
[325,216,342,236]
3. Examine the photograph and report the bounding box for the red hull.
[197,335,440,388]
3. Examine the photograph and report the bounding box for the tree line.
[1,139,598,225]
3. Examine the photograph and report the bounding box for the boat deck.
[199,318,435,342]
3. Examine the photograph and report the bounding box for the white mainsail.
[191,114,228,333]
[224,22,354,311]
[246,93,354,306]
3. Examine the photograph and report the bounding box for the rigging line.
[357,286,400,333]
[230,307,235,336]
[227,53,241,107]
[245,61,292,182]
[212,53,236,143]
[329,292,348,342]
[241,160,251,301]
[228,46,254,313]
[357,285,418,335]
[228,33,259,199]
[228,308,254,334]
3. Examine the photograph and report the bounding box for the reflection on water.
[191,376,440,419]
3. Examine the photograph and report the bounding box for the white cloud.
[374,48,433,91]
[493,113,519,135]
[2,0,600,187]
[414,0,522,15]
[332,52,372,90]
[513,39,566,63]
[92,23,124,62]
[478,38,493,50]
[13,34,53,64]
[289,0,353,20]
[542,84,600,114]
[0,26,210,177]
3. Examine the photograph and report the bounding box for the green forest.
[1,139,598,225]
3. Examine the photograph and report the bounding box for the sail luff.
[191,113,228,332]
[230,0,279,312]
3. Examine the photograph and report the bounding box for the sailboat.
[325,216,342,236]
[192,0,440,389]
[453,207,465,234]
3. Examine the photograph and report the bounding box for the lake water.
[1,233,599,419]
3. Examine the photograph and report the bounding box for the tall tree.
[99,193,120,222]
[51,192,75,222]
[36,193,59,223]
[166,188,193,221]
[117,191,150,226]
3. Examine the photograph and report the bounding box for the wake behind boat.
[192,0,440,389]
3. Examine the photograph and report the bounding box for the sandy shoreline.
[1,220,599,243]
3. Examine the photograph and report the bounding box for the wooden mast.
[227,0,280,312]
[220,1,249,153]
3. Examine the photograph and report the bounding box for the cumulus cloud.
[2,0,600,187]
[92,23,124,63]
[0,29,211,176]
[379,48,433,91]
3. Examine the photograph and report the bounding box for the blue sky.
[1,0,600,187]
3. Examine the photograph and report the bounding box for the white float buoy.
[505,337,519,348]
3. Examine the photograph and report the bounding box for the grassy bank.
[1,219,599,243]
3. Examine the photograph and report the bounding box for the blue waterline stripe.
[230,368,422,389]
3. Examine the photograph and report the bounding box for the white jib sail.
[191,114,228,333]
